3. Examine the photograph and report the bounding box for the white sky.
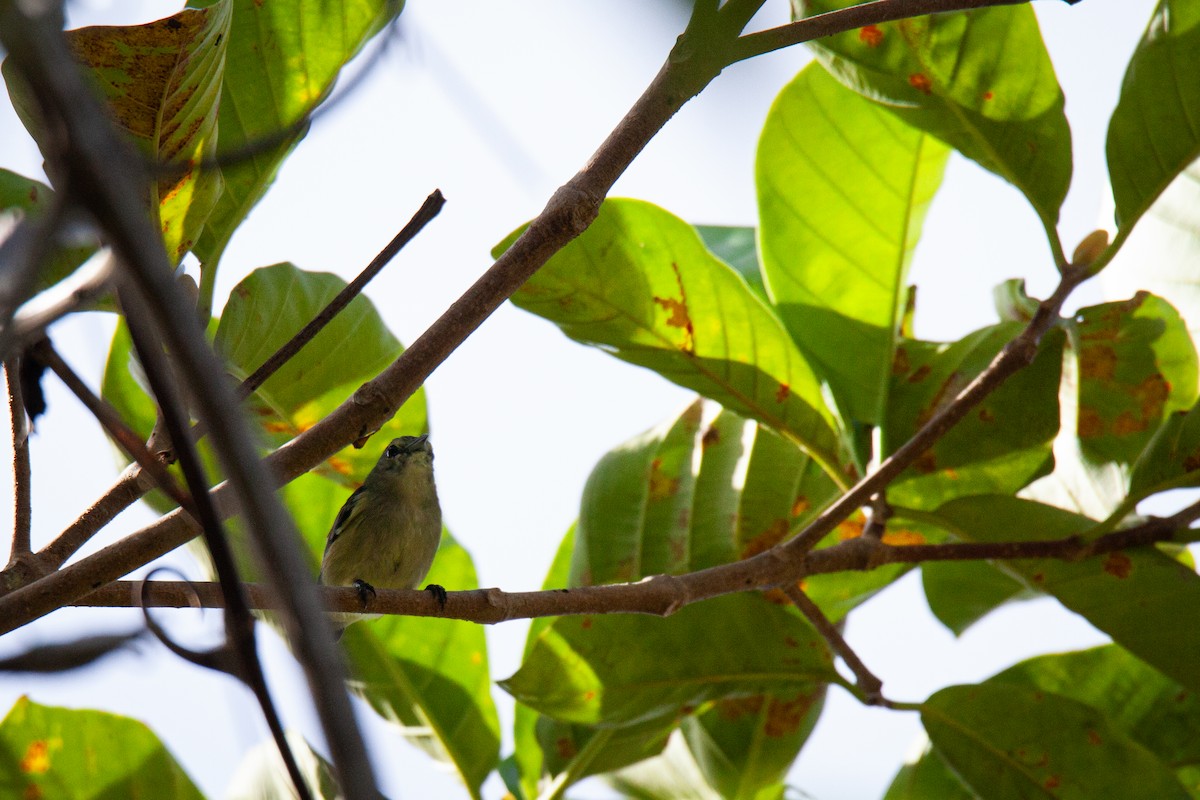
[0,0,1162,797]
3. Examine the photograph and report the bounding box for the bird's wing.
[323,485,368,555]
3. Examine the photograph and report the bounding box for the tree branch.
[0,3,740,628]
[780,266,1088,560]
[72,505,1200,619]
[784,584,885,704]
[730,0,1029,64]
[237,189,445,401]
[4,359,31,567]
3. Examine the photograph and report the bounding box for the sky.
[0,0,1165,797]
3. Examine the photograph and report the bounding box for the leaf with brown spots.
[796,1,1071,231]
[0,697,204,798]
[1072,292,1197,466]
[883,325,1062,509]
[937,495,1200,694]
[682,686,825,798]
[500,593,839,727]
[5,5,230,264]
[502,199,850,479]
[991,645,1200,767]
[923,684,1190,800]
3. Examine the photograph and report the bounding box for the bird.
[319,434,444,636]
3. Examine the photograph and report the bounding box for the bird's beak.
[408,434,430,452]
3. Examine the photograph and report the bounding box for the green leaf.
[993,645,1200,766]
[694,225,767,304]
[6,5,231,264]
[574,399,706,585]
[511,527,576,798]
[1069,292,1198,466]
[0,169,98,292]
[339,533,500,797]
[921,559,1033,636]
[537,715,677,788]
[797,2,1071,235]
[681,687,824,800]
[573,399,898,621]
[882,744,977,800]
[188,0,402,307]
[501,198,851,482]
[883,325,1062,509]
[226,731,341,800]
[1129,400,1200,501]
[0,697,203,799]
[499,593,839,727]
[757,62,949,425]
[1107,0,1200,232]
[214,262,427,485]
[936,495,1200,693]
[512,526,677,795]
[923,684,1190,800]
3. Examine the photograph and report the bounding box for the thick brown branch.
[39,466,154,571]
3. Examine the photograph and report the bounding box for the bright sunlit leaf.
[757,62,949,425]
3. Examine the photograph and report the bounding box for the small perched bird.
[319,434,444,635]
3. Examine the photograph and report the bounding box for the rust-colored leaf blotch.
[1103,552,1133,579]
[858,25,884,47]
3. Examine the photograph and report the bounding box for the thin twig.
[32,338,195,514]
[0,4,378,797]
[4,359,31,563]
[784,584,886,705]
[730,0,1029,63]
[238,189,445,400]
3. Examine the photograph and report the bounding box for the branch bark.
[4,359,31,568]
[73,505,1199,619]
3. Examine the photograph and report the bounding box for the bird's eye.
[384,444,401,459]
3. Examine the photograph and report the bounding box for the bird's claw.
[425,583,447,609]
[352,579,377,608]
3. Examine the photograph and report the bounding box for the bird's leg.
[352,579,377,608]
[424,584,447,609]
